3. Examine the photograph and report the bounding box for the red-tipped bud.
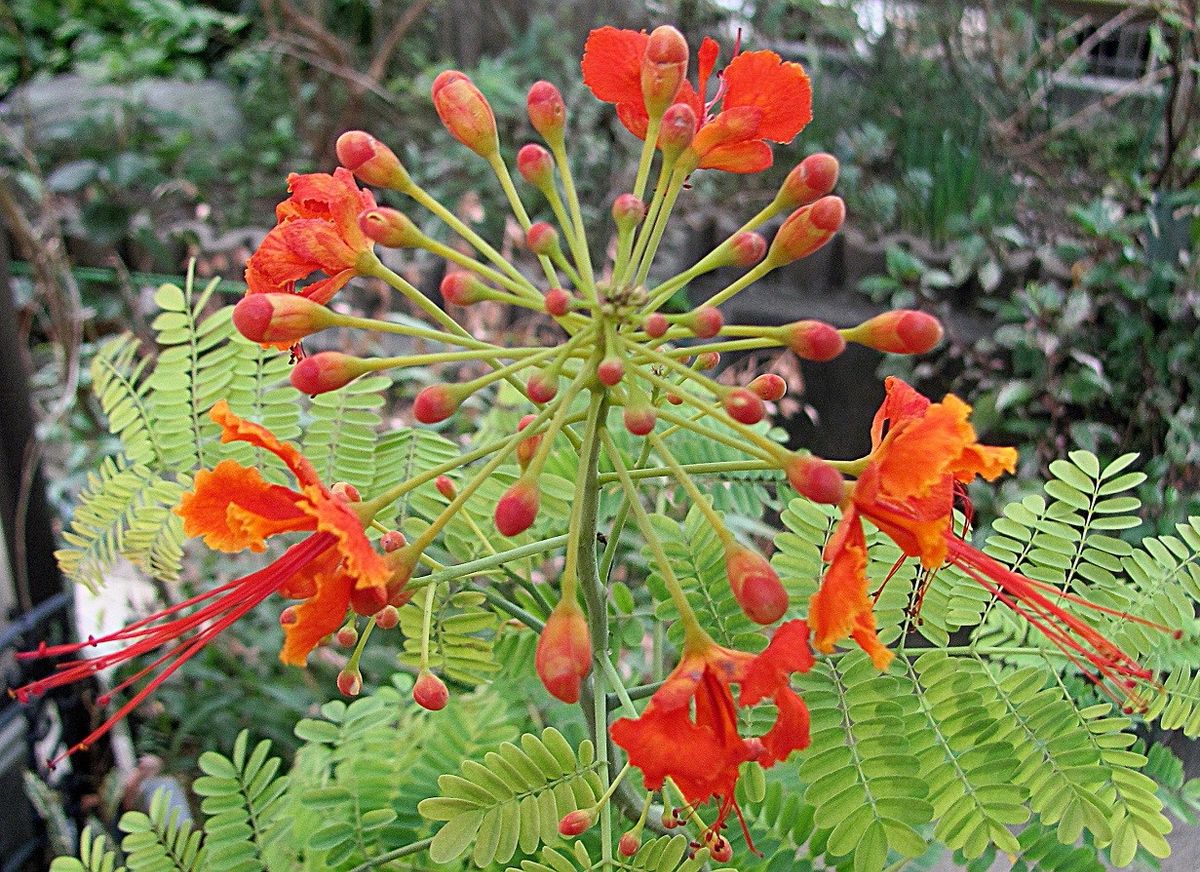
[515,414,542,470]
[786,455,845,504]
[374,604,400,629]
[748,373,787,401]
[847,310,944,355]
[440,271,487,306]
[784,320,845,362]
[435,475,456,499]
[597,357,625,386]
[350,583,388,617]
[777,153,840,210]
[380,530,406,552]
[527,81,566,142]
[726,545,788,624]
[612,194,646,231]
[706,834,733,863]
[335,624,359,647]
[666,392,683,405]
[337,668,362,697]
[331,482,361,503]
[643,312,668,338]
[536,601,592,703]
[517,143,555,188]
[730,231,768,268]
[544,287,571,317]
[696,351,720,370]
[658,102,697,158]
[233,294,337,345]
[413,384,463,424]
[279,606,298,627]
[526,371,559,403]
[291,352,374,395]
[336,130,408,188]
[495,478,540,536]
[619,833,641,857]
[661,811,678,829]
[723,388,765,424]
[767,196,845,266]
[642,26,689,115]
[683,306,723,339]
[359,206,424,248]
[526,222,560,257]
[623,405,657,436]
[432,70,498,158]
[413,670,449,711]
[558,808,595,837]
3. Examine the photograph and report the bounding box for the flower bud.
[359,207,425,248]
[495,477,540,536]
[730,231,768,268]
[380,530,406,552]
[432,70,499,158]
[643,312,668,338]
[413,670,449,711]
[660,810,678,829]
[435,475,456,500]
[846,310,944,355]
[337,668,362,697]
[766,196,845,266]
[597,356,625,387]
[336,130,409,189]
[279,606,298,627]
[682,306,723,339]
[642,26,689,116]
[515,414,542,470]
[696,351,720,370]
[233,294,337,346]
[517,143,555,188]
[291,352,375,395]
[544,287,571,317]
[658,102,697,160]
[413,384,464,424]
[666,392,683,405]
[526,222,560,257]
[536,601,592,703]
[331,482,361,503]
[748,373,787,401]
[440,271,488,306]
[785,455,845,505]
[527,81,566,142]
[526,371,558,404]
[619,832,641,856]
[725,544,789,624]
[623,404,657,436]
[706,834,733,863]
[558,808,595,837]
[776,153,839,210]
[723,388,765,424]
[612,194,645,231]
[374,604,400,630]
[335,624,358,647]
[784,320,845,362]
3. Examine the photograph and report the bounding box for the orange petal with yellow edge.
[811,514,892,668]
[210,400,323,491]
[279,562,354,666]
[176,459,310,552]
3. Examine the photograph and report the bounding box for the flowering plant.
[24,23,1199,872]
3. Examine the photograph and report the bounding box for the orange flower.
[610,621,813,842]
[244,167,378,306]
[581,28,811,173]
[811,378,1166,702]
[14,402,392,764]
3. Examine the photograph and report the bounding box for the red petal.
[811,514,893,668]
[721,50,812,143]
[610,706,742,805]
[739,620,814,707]
[616,100,650,140]
[280,220,359,278]
[697,37,720,101]
[758,688,811,766]
[870,376,931,446]
[582,27,648,106]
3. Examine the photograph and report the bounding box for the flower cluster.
[12,22,1175,861]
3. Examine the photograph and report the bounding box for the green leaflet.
[508,836,727,872]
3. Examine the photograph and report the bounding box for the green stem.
[345,837,433,872]
[547,139,596,295]
[327,310,511,351]
[418,582,437,670]
[488,153,559,287]
[647,433,733,548]
[632,118,662,202]
[596,459,776,484]
[633,165,687,288]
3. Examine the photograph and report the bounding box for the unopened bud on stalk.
[335,624,358,647]
[725,544,789,624]
[623,403,657,436]
[844,310,944,355]
[432,70,499,158]
[330,482,360,502]
[374,604,400,630]
[619,832,640,857]
[729,231,768,268]
[335,130,410,189]
[706,834,733,863]
[695,351,720,370]
[536,600,592,703]
[544,287,571,317]
[291,352,376,395]
[558,808,595,837]
[658,103,697,160]
[642,25,689,116]
[643,312,668,338]
[666,392,683,405]
[526,370,559,404]
[723,388,765,424]
[597,356,625,387]
[775,153,840,211]
[233,294,338,346]
[413,384,465,424]
[435,475,457,499]
[359,207,425,248]
[440,271,488,306]
[413,670,449,711]
[279,606,298,627]
[380,530,406,552]
[526,222,561,258]
[527,81,566,143]
[783,319,845,362]
[766,196,845,267]
[337,668,362,697]
[495,476,540,536]
[748,373,788,401]
[517,143,555,189]
[612,194,646,231]
[681,306,723,339]
[785,455,845,505]
[515,414,542,470]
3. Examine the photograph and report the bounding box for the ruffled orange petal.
[176,459,311,552]
[581,27,648,107]
[875,395,980,500]
[870,376,931,446]
[811,514,893,668]
[299,271,355,306]
[279,559,354,666]
[610,705,743,804]
[739,619,813,707]
[210,400,323,491]
[698,140,772,173]
[757,687,810,766]
[244,225,317,295]
[279,219,360,277]
[302,493,390,590]
[691,106,762,156]
[721,51,812,143]
[952,442,1018,483]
